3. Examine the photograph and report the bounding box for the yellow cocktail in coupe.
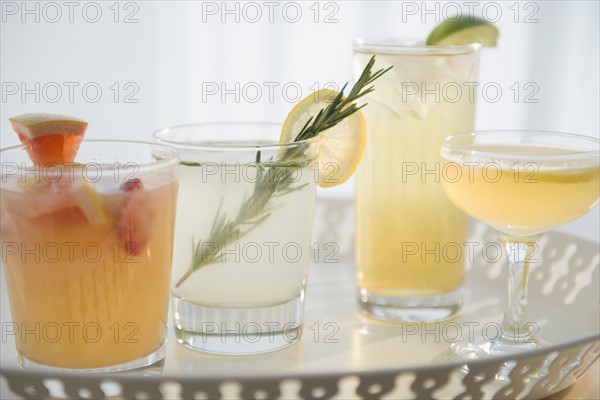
[0,114,179,371]
[442,145,600,236]
[440,131,599,361]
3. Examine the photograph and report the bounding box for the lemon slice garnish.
[70,179,107,224]
[280,89,366,188]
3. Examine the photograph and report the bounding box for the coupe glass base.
[447,336,551,381]
[448,335,545,361]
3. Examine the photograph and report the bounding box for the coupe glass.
[440,131,599,360]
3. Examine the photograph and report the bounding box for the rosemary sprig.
[174,56,391,288]
[294,56,392,141]
[174,158,309,288]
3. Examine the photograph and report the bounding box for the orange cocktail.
[1,127,178,370]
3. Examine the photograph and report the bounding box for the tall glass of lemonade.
[353,40,481,321]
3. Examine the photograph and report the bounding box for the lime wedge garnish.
[426,16,499,46]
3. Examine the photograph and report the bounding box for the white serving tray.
[1,199,598,399]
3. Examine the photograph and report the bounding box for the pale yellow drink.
[354,42,480,320]
[154,123,319,354]
[441,145,600,236]
[440,132,599,361]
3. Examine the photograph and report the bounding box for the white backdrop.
[1,0,599,234]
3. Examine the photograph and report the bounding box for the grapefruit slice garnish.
[9,113,88,166]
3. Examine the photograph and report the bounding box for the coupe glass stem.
[499,234,542,343]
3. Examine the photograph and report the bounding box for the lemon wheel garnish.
[280,89,367,188]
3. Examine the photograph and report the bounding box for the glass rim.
[153,121,320,151]
[354,37,481,55]
[442,130,600,162]
[0,139,180,171]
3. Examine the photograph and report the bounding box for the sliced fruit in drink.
[2,180,72,219]
[69,178,108,225]
[280,89,366,188]
[9,113,88,166]
[2,166,107,226]
[34,205,88,225]
[120,178,144,192]
[117,179,152,256]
